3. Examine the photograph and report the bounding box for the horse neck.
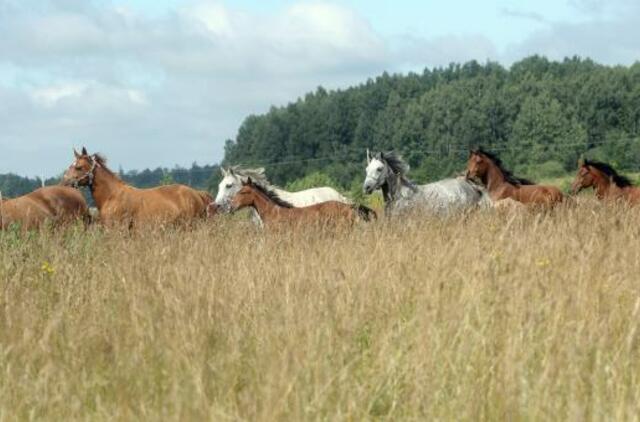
[90,166,126,209]
[246,188,281,221]
[591,172,614,199]
[382,172,403,203]
[483,161,509,192]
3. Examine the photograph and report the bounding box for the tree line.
[223,55,640,191]
[3,56,640,198]
[1,163,219,199]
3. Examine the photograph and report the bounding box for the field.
[2,200,640,420]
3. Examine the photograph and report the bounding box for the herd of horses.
[2,146,640,231]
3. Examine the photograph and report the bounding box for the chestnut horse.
[466,148,563,206]
[0,186,88,230]
[572,159,640,204]
[230,178,376,227]
[62,148,213,227]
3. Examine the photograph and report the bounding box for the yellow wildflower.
[536,258,550,268]
[41,261,55,276]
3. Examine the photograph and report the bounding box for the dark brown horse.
[62,147,212,227]
[0,186,88,230]
[466,149,563,206]
[230,178,376,227]
[572,159,640,204]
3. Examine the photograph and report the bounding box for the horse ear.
[366,148,371,163]
[578,157,585,167]
[81,147,88,156]
[246,177,253,186]
[377,152,383,160]
[73,148,80,159]
[220,167,228,177]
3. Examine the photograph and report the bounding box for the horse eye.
[75,166,82,170]
[377,167,383,172]
[226,184,233,189]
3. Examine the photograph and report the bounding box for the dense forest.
[223,56,640,192]
[3,56,640,198]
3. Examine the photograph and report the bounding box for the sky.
[1,0,639,177]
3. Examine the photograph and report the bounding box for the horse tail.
[353,204,377,222]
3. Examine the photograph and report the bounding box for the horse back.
[619,187,640,205]
[517,184,564,205]
[34,186,88,214]
[115,184,209,223]
[1,186,88,229]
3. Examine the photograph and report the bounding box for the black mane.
[473,148,535,186]
[246,181,294,208]
[380,151,410,176]
[585,160,633,187]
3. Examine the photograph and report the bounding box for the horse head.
[363,152,391,194]
[62,147,98,188]
[465,149,489,182]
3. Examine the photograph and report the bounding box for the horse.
[363,150,491,216]
[215,166,351,225]
[61,147,213,228]
[0,185,88,230]
[571,159,640,204]
[229,178,376,228]
[465,148,564,206]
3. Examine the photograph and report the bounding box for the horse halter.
[72,155,98,189]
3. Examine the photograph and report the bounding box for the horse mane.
[91,153,118,178]
[379,151,410,177]
[375,151,418,190]
[473,148,535,186]
[245,181,293,208]
[230,166,270,186]
[585,160,633,187]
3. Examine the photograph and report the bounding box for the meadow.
[1,199,640,420]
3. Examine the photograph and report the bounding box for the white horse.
[215,166,351,224]
[363,150,491,216]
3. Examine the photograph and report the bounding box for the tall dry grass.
[1,200,640,420]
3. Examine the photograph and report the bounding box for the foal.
[230,179,376,227]
[466,148,563,206]
[572,159,640,205]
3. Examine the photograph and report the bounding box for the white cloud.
[31,82,87,107]
[0,1,399,176]
[506,0,640,64]
[1,0,639,177]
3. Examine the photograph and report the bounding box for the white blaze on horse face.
[363,158,387,194]
[215,174,242,206]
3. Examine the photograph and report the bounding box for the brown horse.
[230,178,376,227]
[62,147,213,227]
[0,186,88,230]
[572,159,640,204]
[466,148,563,206]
